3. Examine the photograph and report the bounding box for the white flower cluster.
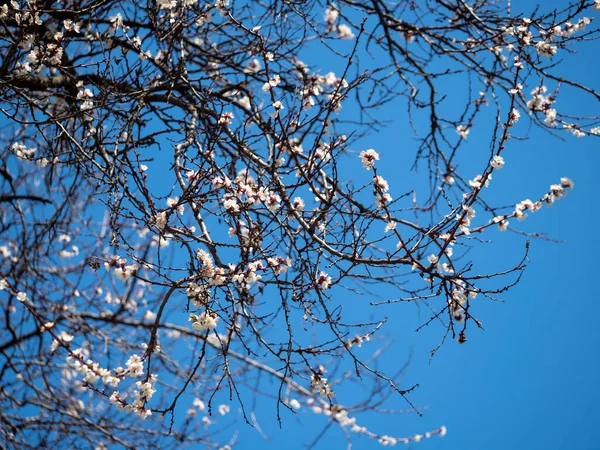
[311,372,334,399]
[196,248,226,285]
[166,197,184,215]
[63,19,81,33]
[323,4,354,39]
[189,397,205,414]
[515,177,574,220]
[492,177,574,230]
[455,204,477,235]
[214,0,229,16]
[302,393,448,445]
[469,173,491,189]
[11,142,36,160]
[564,123,586,138]
[189,310,219,331]
[448,281,478,323]
[526,85,558,127]
[502,16,590,59]
[153,210,168,230]
[508,108,520,127]
[456,125,470,139]
[490,155,505,169]
[187,282,210,308]
[360,149,379,170]
[291,196,305,212]
[109,373,157,420]
[316,271,332,290]
[296,70,348,111]
[50,331,74,352]
[267,256,293,275]
[218,111,234,126]
[492,215,510,232]
[156,0,177,10]
[372,174,392,210]
[346,333,371,349]
[324,4,339,32]
[58,235,79,258]
[122,354,145,377]
[546,16,592,39]
[210,169,289,216]
[262,74,281,92]
[104,255,138,282]
[76,83,94,111]
[17,42,64,74]
[378,426,447,446]
[66,348,121,387]
[231,260,264,286]
[419,236,455,277]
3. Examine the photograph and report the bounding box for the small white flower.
[190,311,219,331]
[560,177,574,189]
[373,175,389,191]
[262,74,280,91]
[375,193,392,209]
[154,211,168,230]
[316,271,332,290]
[509,84,523,95]
[536,41,558,57]
[337,24,354,39]
[126,354,144,377]
[292,197,305,212]
[167,197,184,215]
[491,155,505,169]
[218,112,234,125]
[359,149,379,170]
[456,125,470,139]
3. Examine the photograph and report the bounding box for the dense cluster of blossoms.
[109,374,157,419]
[189,310,219,331]
[11,142,36,160]
[104,255,138,282]
[65,348,120,387]
[360,149,379,170]
[310,372,334,399]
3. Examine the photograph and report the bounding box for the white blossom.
[359,149,379,170]
[190,311,219,331]
[337,24,354,39]
[536,41,558,57]
[167,197,184,215]
[316,271,332,290]
[456,125,470,139]
[491,155,505,169]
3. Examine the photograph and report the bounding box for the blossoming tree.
[0,0,598,448]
